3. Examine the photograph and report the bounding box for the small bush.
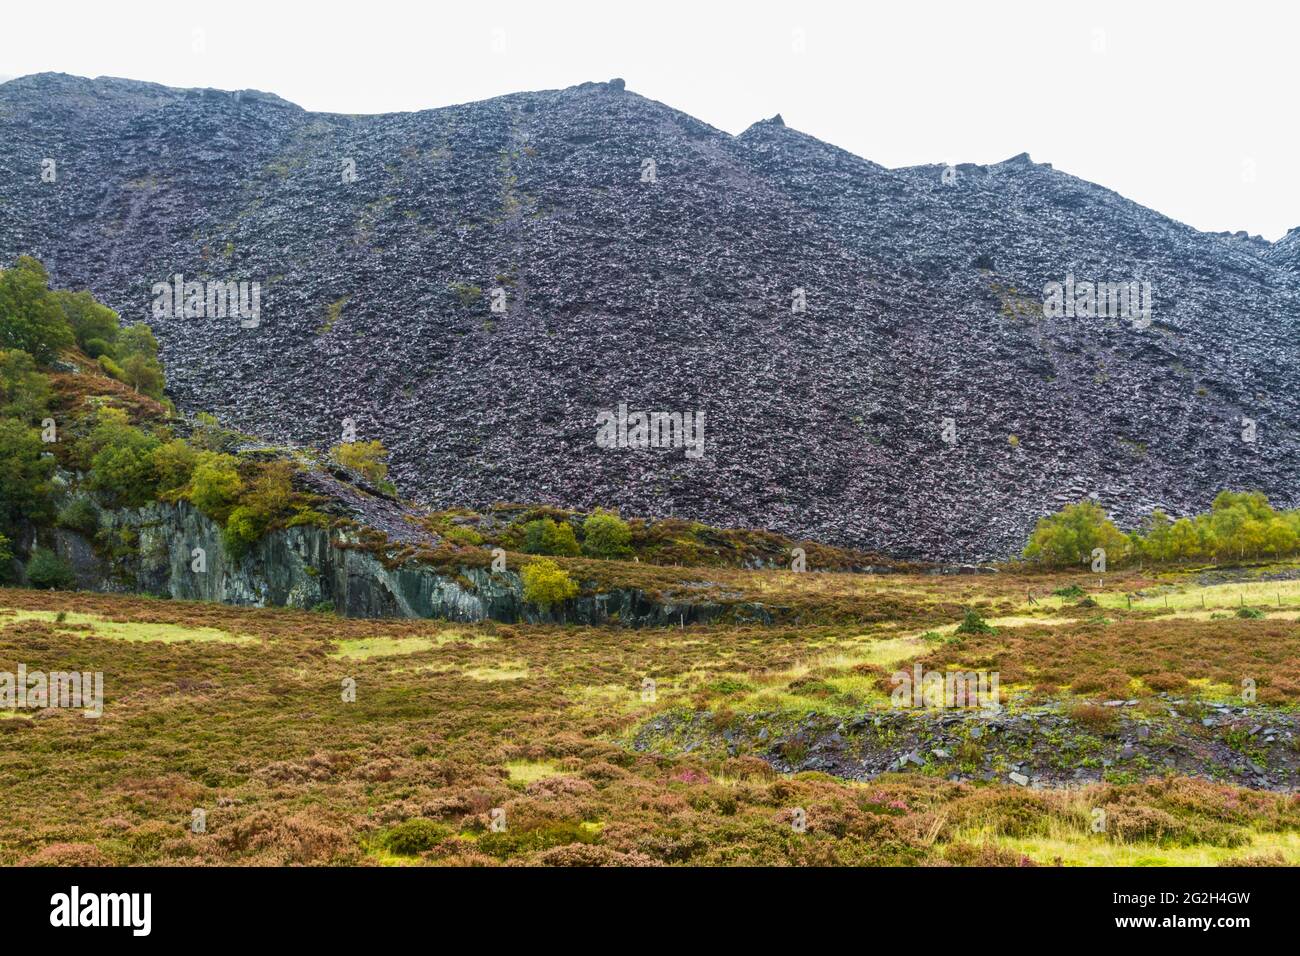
[330,439,389,485]
[443,525,484,546]
[1144,671,1189,692]
[381,819,451,856]
[1067,702,1119,733]
[25,547,76,590]
[955,608,995,635]
[56,497,101,536]
[1236,607,1264,619]
[521,558,579,608]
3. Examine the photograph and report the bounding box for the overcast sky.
[2,0,1295,239]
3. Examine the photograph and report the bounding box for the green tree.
[1138,509,1174,562]
[0,418,55,532]
[1023,499,1128,568]
[0,348,52,422]
[581,508,633,559]
[222,461,294,558]
[1168,517,1201,561]
[88,426,161,508]
[25,547,76,590]
[112,323,166,399]
[152,439,200,496]
[53,289,119,356]
[186,453,244,523]
[522,517,581,556]
[521,558,579,608]
[0,531,13,582]
[0,257,73,363]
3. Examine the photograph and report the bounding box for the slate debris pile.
[2,72,1298,560]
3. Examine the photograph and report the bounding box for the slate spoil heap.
[2,73,1297,560]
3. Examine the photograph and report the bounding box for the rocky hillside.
[3,72,1298,560]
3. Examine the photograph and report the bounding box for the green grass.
[329,636,437,659]
[505,760,561,784]
[1,609,254,644]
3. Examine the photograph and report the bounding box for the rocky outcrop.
[635,702,1300,791]
[4,73,1299,560]
[45,500,739,626]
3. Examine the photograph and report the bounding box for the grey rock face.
[49,499,733,625]
[4,73,1299,559]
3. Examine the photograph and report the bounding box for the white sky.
[2,0,1295,239]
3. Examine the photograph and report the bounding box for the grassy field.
[1,560,1298,866]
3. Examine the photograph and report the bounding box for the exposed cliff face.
[44,500,739,626]
[3,73,1299,560]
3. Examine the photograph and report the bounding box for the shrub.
[443,525,484,546]
[581,508,633,559]
[955,608,995,635]
[190,412,242,454]
[381,819,451,856]
[449,282,482,307]
[25,547,76,590]
[81,337,113,359]
[88,427,161,508]
[1144,671,1189,692]
[86,324,165,399]
[53,289,119,355]
[329,439,389,484]
[1067,702,1119,733]
[152,439,200,496]
[186,453,244,522]
[56,497,101,536]
[222,506,263,560]
[522,517,580,556]
[96,353,126,381]
[1236,606,1264,619]
[521,558,579,608]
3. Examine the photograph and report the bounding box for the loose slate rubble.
[2,73,1298,560]
[634,703,1300,791]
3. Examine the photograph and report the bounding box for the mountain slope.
[2,72,1298,560]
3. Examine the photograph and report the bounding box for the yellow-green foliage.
[1028,492,1300,568]
[522,517,580,556]
[186,453,244,523]
[152,439,200,496]
[0,257,72,363]
[582,508,633,559]
[330,439,389,484]
[521,558,579,608]
[222,461,295,558]
[1024,499,1132,568]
